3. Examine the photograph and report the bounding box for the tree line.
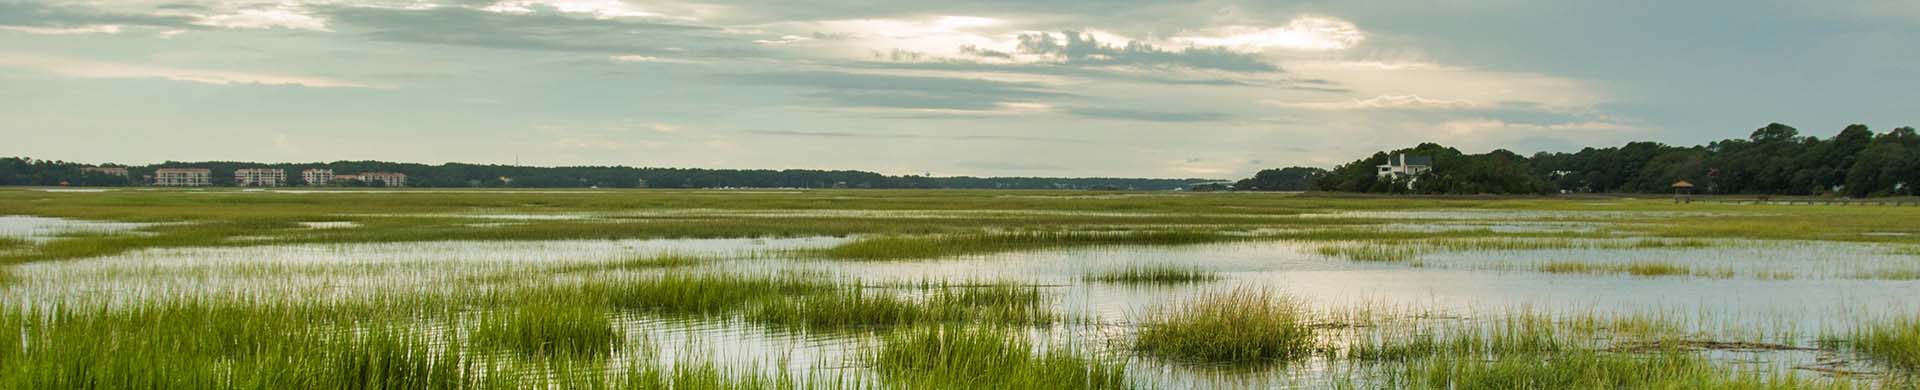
[0,159,1212,190]
[1277,123,1918,196]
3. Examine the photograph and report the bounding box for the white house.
[1377,154,1433,188]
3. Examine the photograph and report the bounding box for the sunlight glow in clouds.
[1268,95,1483,110]
[482,0,667,19]
[1173,16,1364,52]
[193,8,331,31]
[0,52,378,88]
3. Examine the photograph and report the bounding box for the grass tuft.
[1135,288,1316,364]
[1844,316,1920,372]
[1085,265,1219,284]
[874,326,1127,389]
[750,283,1053,330]
[1537,261,1694,277]
[550,253,708,274]
[1318,244,1419,262]
[470,304,619,357]
[815,230,1235,261]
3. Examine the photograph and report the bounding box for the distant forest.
[1270,123,1918,197]
[0,159,1212,190]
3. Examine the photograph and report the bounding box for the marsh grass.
[1537,261,1695,277]
[471,304,619,357]
[1353,312,1851,389]
[1349,316,1564,362]
[874,326,1127,389]
[583,273,832,315]
[1853,269,1920,281]
[1317,244,1420,262]
[813,230,1237,260]
[1390,350,1846,389]
[1135,288,1316,365]
[1888,246,1920,256]
[1841,316,1920,372]
[549,253,708,274]
[751,283,1053,330]
[1318,237,1718,264]
[0,236,25,251]
[1085,265,1219,284]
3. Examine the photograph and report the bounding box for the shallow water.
[0,215,155,243]
[13,233,1918,386]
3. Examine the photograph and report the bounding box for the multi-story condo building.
[81,167,129,176]
[234,168,286,187]
[301,169,334,186]
[357,172,408,187]
[154,168,212,187]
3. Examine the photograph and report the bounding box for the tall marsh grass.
[1843,316,1920,372]
[1390,350,1847,389]
[1134,288,1317,364]
[814,230,1237,260]
[874,326,1128,389]
[1317,244,1419,262]
[1536,261,1694,277]
[470,304,619,357]
[1085,265,1219,284]
[750,283,1053,330]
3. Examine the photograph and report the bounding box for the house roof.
[1403,155,1434,166]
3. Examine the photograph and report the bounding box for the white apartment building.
[81,167,129,176]
[357,172,408,187]
[301,169,334,186]
[154,168,212,187]
[235,168,287,187]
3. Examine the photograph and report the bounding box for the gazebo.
[1672,180,1695,203]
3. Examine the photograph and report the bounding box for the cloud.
[954,161,1064,171]
[1066,107,1230,122]
[1172,16,1366,52]
[192,7,330,31]
[725,70,1067,111]
[1267,95,1482,110]
[1435,119,1631,136]
[321,5,727,55]
[480,0,674,20]
[960,31,1280,72]
[0,25,125,35]
[742,129,1090,144]
[0,2,197,31]
[0,52,381,88]
[610,55,701,64]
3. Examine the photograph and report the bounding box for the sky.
[2,0,1917,178]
